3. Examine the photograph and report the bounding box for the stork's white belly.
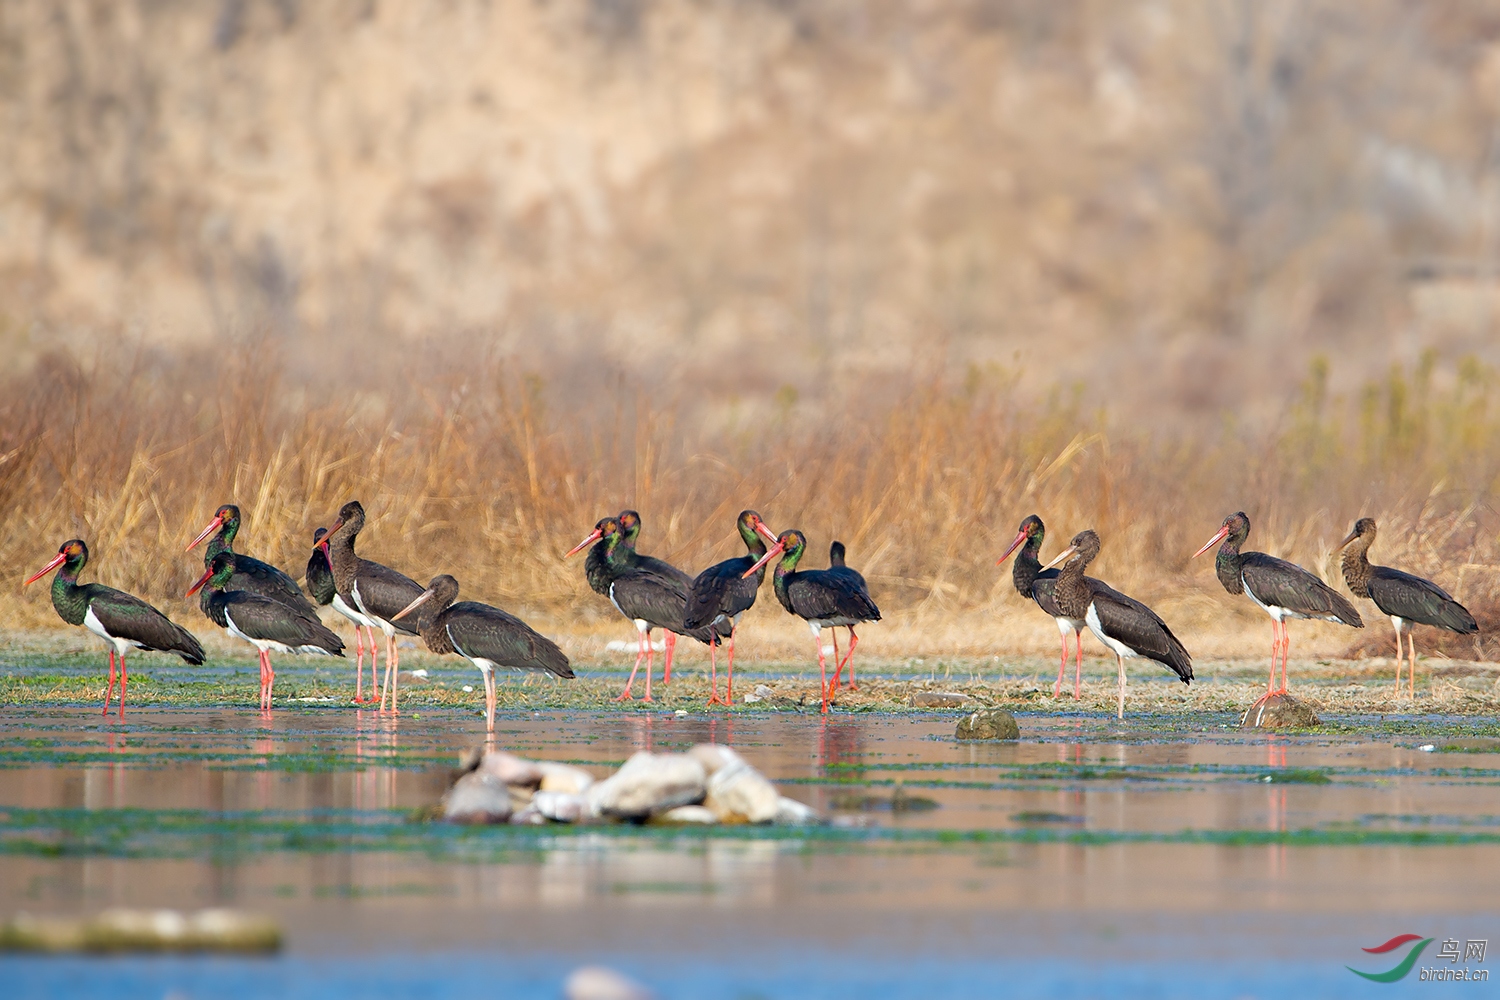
[84,605,141,655]
[1085,603,1138,660]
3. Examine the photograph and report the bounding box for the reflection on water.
[1,706,1498,977]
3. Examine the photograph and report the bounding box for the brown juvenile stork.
[25,539,205,718]
[394,575,573,733]
[997,514,1132,700]
[1339,517,1477,699]
[1039,530,1192,719]
[1194,511,1362,704]
[320,501,426,713]
[683,510,780,705]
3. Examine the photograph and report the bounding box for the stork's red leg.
[1279,621,1290,694]
[1053,632,1068,698]
[616,629,647,702]
[662,632,676,685]
[842,628,859,689]
[118,654,127,719]
[1406,631,1417,700]
[103,649,117,716]
[352,626,366,703]
[642,632,655,703]
[816,633,829,714]
[1073,629,1083,700]
[388,633,400,715]
[707,636,722,706]
[266,653,276,712]
[831,629,841,690]
[725,624,738,705]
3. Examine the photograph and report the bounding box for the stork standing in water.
[394,574,573,732]
[187,504,314,615]
[1194,511,1362,705]
[824,541,875,690]
[743,529,881,714]
[566,517,725,701]
[190,551,345,713]
[1039,530,1192,719]
[997,514,1133,700]
[307,526,381,703]
[1338,517,1477,699]
[25,539,205,718]
[320,501,426,713]
[683,510,779,705]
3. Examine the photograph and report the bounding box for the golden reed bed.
[2,344,1497,666]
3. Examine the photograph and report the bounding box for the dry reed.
[3,343,1498,663]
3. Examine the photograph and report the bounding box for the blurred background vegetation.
[1,1,1498,659]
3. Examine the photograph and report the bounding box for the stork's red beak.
[1192,525,1231,559]
[996,529,1028,565]
[316,517,345,547]
[186,513,226,552]
[565,528,603,558]
[753,518,779,546]
[186,566,214,597]
[23,551,66,586]
[743,539,786,578]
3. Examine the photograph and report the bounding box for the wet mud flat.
[1,705,1498,998]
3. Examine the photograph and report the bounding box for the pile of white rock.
[442,743,819,826]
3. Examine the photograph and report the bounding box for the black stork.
[308,526,380,704]
[743,529,881,714]
[25,539,204,718]
[683,510,780,705]
[393,574,574,732]
[565,515,622,599]
[616,509,696,684]
[1194,511,1362,703]
[997,514,1133,700]
[565,516,725,701]
[320,501,426,713]
[824,540,874,690]
[186,504,315,615]
[1038,530,1192,719]
[189,551,345,713]
[1339,517,1477,699]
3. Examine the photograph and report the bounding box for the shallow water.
[1,706,1496,998]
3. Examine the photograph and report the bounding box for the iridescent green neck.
[738,520,767,557]
[50,560,87,626]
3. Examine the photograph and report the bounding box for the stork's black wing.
[1368,566,1478,633]
[1241,553,1363,627]
[446,602,574,677]
[684,555,759,629]
[223,591,345,654]
[352,559,425,635]
[784,569,881,623]
[1088,586,1192,683]
[83,584,205,664]
[222,553,316,616]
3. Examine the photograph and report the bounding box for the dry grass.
[2,344,1498,666]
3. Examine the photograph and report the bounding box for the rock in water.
[955,708,1020,740]
[538,762,596,794]
[478,750,545,788]
[585,752,707,820]
[533,790,587,823]
[564,965,656,1000]
[704,759,780,823]
[443,771,514,824]
[688,743,743,776]
[1241,694,1320,729]
[773,796,820,825]
[653,804,719,825]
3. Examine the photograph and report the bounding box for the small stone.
[753,684,774,698]
[538,762,596,794]
[478,751,545,788]
[742,693,761,704]
[563,965,655,1000]
[688,743,743,777]
[910,691,971,708]
[773,796,819,825]
[704,760,780,824]
[955,708,1020,740]
[509,804,549,825]
[442,771,513,824]
[1240,694,1320,729]
[585,752,707,820]
[533,790,587,823]
[653,804,718,825]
